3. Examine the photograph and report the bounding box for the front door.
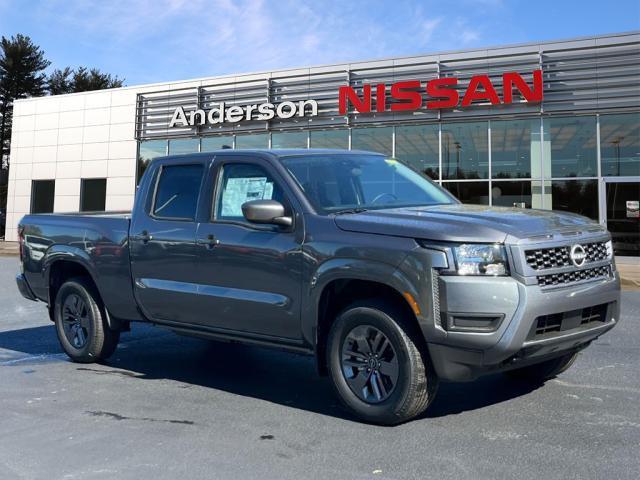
[604,179,640,256]
[192,156,304,340]
[130,161,207,323]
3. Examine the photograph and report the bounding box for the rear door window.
[153,164,204,220]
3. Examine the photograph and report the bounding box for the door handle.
[196,234,219,249]
[132,230,152,244]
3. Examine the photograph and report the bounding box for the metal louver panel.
[136,32,639,140]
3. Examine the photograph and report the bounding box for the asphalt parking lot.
[1,257,639,480]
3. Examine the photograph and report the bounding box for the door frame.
[599,176,640,228]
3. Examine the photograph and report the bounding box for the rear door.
[191,154,304,340]
[129,159,208,323]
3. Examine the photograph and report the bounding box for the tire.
[505,352,578,382]
[327,299,438,425]
[54,277,120,363]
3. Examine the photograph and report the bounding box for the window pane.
[168,138,199,155]
[80,178,107,212]
[544,116,597,178]
[153,164,203,220]
[309,129,348,149]
[235,133,268,149]
[549,180,598,220]
[138,140,167,184]
[215,163,287,222]
[441,122,488,179]
[600,113,640,177]
[31,180,55,213]
[272,131,308,149]
[491,119,541,179]
[606,182,640,256]
[201,136,233,151]
[442,181,489,204]
[491,181,543,209]
[351,127,393,156]
[395,125,439,180]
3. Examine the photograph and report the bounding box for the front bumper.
[427,271,621,382]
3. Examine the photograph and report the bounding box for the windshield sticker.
[221,177,273,216]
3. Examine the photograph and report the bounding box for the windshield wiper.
[332,207,369,216]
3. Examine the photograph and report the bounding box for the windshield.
[281,154,457,213]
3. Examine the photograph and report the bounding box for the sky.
[1,0,639,87]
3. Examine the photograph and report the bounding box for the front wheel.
[54,277,120,363]
[327,300,438,425]
[505,352,579,382]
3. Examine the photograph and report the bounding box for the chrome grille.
[525,241,609,270]
[537,265,611,287]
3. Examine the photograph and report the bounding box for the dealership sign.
[169,100,319,128]
[168,70,542,127]
[339,70,543,114]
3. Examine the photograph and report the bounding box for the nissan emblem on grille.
[570,244,587,267]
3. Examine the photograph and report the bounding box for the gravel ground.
[1,257,638,480]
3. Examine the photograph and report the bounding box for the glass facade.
[135,112,639,255]
[272,131,308,149]
[600,113,640,177]
[201,136,233,151]
[441,122,488,180]
[351,127,393,157]
[491,119,539,179]
[395,125,439,180]
[235,133,268,149]
[544,116,598,178]
[310,129,349,149]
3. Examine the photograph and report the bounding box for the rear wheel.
[327,300,438,425]
[505,352,578,382]
[54,277,120,363]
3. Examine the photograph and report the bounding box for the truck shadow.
[0,324,542,423]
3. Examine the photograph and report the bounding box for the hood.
[334,204,603,243]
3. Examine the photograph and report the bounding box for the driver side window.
[215,163,288,223]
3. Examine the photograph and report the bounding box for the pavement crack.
[76,367,143,378]
[86,410,195,425]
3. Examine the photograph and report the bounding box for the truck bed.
[18,211,141,322]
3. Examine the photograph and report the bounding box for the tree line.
[0,34,124,171]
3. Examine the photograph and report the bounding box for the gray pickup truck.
[16,149,621,424]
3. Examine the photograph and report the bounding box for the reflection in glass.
[606,182,640,256]
[550,180,598,220]
[491,119,540,179]
[168,138,199,155]
[442,181,489,204]
[80,178,107,212]
[31,180,55,213]
[491,181,543,209]
[201,136,233,151]
[310,129,349,150]
[235,133,269,149]
[441,122,488,179]
[272,131,308,149]
[600,113,640,177]
[138,140,167,184]
[544,116,597,178]
[351,127,393,156]
[395,125,439,180]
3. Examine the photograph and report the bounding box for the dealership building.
[5,31,639,254]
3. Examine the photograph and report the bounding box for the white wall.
[5,88,139,241]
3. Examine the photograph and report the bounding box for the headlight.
[452,244,509,276]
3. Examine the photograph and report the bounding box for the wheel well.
[315,279,423,375]
[48,261,99,321]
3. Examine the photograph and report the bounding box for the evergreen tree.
[0,34,50,169]
[48,66,124,94]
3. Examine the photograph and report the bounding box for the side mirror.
[242,200,293,227]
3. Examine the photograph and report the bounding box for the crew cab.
[16,149,621,424]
